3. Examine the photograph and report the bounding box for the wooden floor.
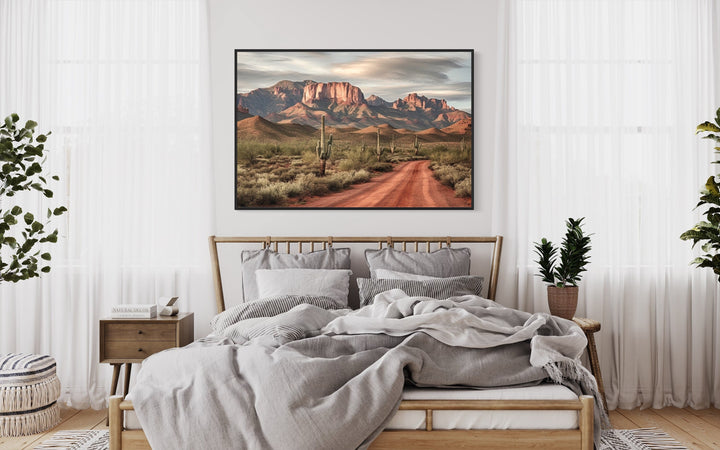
[609,408,720,449]
[0,407,107,450]
[0,407,718,449]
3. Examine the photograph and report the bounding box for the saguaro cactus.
[375,127,382,161]
[316,115,332,176]
[413,135,420,155]
[390,135,396,155]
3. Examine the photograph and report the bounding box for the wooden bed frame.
[109,235,594,450]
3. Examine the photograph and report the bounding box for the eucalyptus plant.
[534,217,592,287]
[680,108,720,281]
[0,113,66,283]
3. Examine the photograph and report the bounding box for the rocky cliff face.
[393,93,450,112]
[366,95,391,107]
[236,80,310,116]
[302,82,365,106]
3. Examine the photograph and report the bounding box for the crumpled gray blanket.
[130,291,607,450]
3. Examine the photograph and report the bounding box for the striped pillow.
[210,294,343,332]
[357,276,484,306]
[219,303,342,345]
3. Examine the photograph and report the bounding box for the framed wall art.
[235,49,473,209]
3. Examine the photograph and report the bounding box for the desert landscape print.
[235,50,473,209]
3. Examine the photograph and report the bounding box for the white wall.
[208,0,500,236]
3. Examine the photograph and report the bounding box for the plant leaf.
[698,122,720,133]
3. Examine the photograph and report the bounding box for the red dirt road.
[293,160,471,208]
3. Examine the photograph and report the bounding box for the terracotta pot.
[547,286,578,320]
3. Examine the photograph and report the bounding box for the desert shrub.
[295,173,329,197]
[387,152,414,163]
[423,145,469,165]
[431,164,471,187]
[336,147,373,172]
[454,177,472,198]
[330,171,354,189]
[237,142,258,166]
[302,151,317,165]
[272,166,299,182]
[367,162,394,173]
[254,174,273,186]
[281,181,304,198]
[352,169,370,184]
[236,185,285,207]
[338,159,361,172]
[322,176,344,192]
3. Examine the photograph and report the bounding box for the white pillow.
[254,269,352,306]
[374,268,440,281]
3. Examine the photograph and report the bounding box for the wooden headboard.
[208,235,503,313]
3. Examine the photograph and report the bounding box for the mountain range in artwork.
[234,50,473,210]
[236,80,471,132]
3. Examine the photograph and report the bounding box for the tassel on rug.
[34,429,109,450]
[599,428,688,450]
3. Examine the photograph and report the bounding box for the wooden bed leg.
[579,395,594,450]
[109,395,123,450]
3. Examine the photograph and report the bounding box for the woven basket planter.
[0,353,61,437]
[547,286,578,320]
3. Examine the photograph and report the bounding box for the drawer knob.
[137,330,143,334]
[138,348,143,352]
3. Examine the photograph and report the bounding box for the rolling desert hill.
[236,115,317,140]
[441,118,472,135]
[237,80,471,131]
[236,115,470,145]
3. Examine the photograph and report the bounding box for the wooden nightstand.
[99,313,194,398]
[573,317,607,413]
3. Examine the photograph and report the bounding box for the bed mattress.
[385,383,579,430]
[125,383,579,431]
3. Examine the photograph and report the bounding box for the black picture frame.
[235,49,474,210]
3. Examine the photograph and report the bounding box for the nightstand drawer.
[103,323,176,342]
[103,340,176,360]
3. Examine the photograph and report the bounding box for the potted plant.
[534,217,592,320]
[0,113,66,283]
[680,108,720,279]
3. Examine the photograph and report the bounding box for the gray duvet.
[130,290,606,450]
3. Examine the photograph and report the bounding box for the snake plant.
[534,218,592,287]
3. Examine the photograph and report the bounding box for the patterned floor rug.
[34,430,108,450]
[34,427,686,450]
[600,428,688,450]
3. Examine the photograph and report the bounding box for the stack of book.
[111,304,157,319]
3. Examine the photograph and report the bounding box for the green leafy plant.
[0,113,67,283]
[534,218,592,287]
[680,107,720,281]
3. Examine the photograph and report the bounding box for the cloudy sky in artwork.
[235,51,473,112]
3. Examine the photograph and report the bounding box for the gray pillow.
[241,248,351,301]
[364,247,471,278]
[357,276,484,306]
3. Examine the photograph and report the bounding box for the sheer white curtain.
[495,0,720,409]
[0,0,214,409]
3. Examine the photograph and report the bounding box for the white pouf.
[0,353,61,437]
